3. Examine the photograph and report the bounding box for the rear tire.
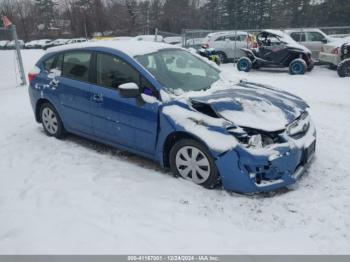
[40,103,65,139]
[337,59,350,77]
[237,57,252,72]
[169,139,219,189]
[217,52,228,64]
[289,58,307,75]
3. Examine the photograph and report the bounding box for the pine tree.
[34,0,57,31]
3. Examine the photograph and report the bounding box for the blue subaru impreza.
[28,41,316,193]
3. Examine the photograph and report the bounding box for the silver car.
[285,29,334,60]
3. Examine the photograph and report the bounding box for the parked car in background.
[28,41,316,193]
[202,31,252,63]
[36,39,53,49]
[285,29,335,60]
[25,39,52,49]
[6,40,25,49]
[0,40,10,49]
[111,36,134,41]
[67,38,87,44]
[329,34,350,39]
[319,36,350,68]
[164,36,182,46]
[238,30,314,74]
[185,38,205,50]
[133,35,164,42]
[43,39,70,50]
[25,40,39,49]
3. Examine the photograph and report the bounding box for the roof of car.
[207,31,248,37]
[262,29,285,37]
[284,28,324,33]
[260,29,311,53]
[46,40,180,57]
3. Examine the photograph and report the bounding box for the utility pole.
[11,25,27,86]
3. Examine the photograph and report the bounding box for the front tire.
[237,57,252,72]
[289,58,307,75]
[40,103,65,138]
[337,59,350,77]
[169,139,219,189]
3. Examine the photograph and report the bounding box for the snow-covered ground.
[0,50,349,254]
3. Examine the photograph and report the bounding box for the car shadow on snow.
[50,130,164,173]
[251,68,291,74]
[39,129,301,198]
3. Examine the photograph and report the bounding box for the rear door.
[89,52,159,154]
[56,51,94,135]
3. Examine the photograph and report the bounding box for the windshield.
[135,49,220,93]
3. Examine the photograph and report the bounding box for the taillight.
[202,43,209,49]
[331,47,339,55]
[253,43,258,48]
[28,66,40,84]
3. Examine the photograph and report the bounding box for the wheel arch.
[162,131,211,168]
[35,98,51,123]
[35,98,63,124]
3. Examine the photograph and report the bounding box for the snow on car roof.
[46,40,179,57]
[262,29,311,53]
[207,31,248,37]
[326,36,350,47]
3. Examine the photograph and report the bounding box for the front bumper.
[215,122,317,194]
[319,52,341,66]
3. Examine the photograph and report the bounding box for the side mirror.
[321,38,328,44]
[118,82,140,98]
[48,68,62,79]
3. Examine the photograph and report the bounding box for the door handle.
[93,94,104,103]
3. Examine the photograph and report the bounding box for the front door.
[90,52,159,155]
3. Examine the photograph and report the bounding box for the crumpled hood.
[189,81,308,132]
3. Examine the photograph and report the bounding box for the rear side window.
[291,32,306,42]
[96,53,139,89]
[215,36,225,42]
[62,52,91,82]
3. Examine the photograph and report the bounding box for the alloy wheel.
[175,146,211,184]
[42,107,58,135]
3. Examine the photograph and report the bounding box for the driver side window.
[308,32,325,42]
[96,53,139,89]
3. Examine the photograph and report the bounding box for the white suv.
[285,29,334,60]
[202,31,252,62]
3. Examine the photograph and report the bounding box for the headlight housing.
[286,111,310,138]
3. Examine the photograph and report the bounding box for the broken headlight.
[286,111,310,138]
[227,126,284,148]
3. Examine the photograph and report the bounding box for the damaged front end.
[187,84,317,193]
[216,111,316,193]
